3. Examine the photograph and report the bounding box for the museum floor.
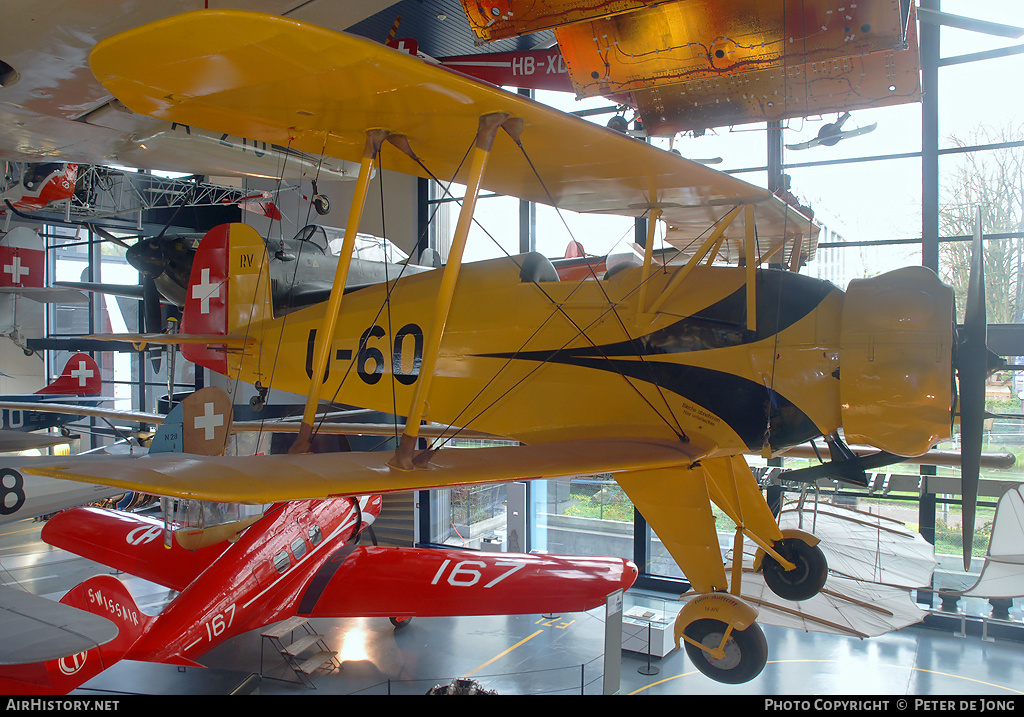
[2,517,1023,697]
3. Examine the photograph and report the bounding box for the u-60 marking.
[306,323,424,385]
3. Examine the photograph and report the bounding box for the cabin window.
[291,536,307,559]
[309,525,323,546]
[272,549,290,573]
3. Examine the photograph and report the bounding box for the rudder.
[4,575,155,694]
[180,223,272,374]
[34,353,101,395]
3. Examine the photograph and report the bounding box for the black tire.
[682,618,768,684]
[313,194,330,216]
[761,537,828,601]
[390,616,412,629]
[607,116,629,133]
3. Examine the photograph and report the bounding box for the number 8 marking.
[0,469,26,516]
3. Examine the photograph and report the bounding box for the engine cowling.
[839,266,955,457]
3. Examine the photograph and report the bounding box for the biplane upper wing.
[87,9,817,266]
[24,437,697,504]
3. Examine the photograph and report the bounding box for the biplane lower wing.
[24,437,697,504]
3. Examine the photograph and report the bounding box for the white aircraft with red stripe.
[0,163,78,219]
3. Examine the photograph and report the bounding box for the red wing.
[296,546,637,619]
[41,507,229,591]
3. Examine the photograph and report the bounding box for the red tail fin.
[34,353,101,395]
[47,575,152,693]
[179,223,272,375]
[0,575,152,694]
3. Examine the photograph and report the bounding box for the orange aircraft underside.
[461,0,921,134]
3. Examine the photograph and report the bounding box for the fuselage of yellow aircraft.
[181,223,954,463]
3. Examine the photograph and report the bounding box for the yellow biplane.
[23,10,995,684]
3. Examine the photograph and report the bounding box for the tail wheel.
[761,537,828,601]
[313,193,330,215]
[390,616,412,629]
[683,618,767,684]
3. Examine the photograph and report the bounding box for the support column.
[921,0,940,272]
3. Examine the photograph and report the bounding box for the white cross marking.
[190,267,220,314]
[4,256,29,283]
[70,360,93,387]
[193,401,224,441]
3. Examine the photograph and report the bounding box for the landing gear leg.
[249,381,269,412]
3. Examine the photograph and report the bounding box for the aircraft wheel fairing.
[761,537,828,601]
[682,619,767,684]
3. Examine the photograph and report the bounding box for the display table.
[621,594,678,657]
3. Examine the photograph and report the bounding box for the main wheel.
[390,616,412,629]
[761,537,828,601]
[682,618,768,684]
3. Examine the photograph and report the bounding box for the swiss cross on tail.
[180,224,231,374]
[178,223,271,377]
[150,387,233,456]
[182,388,232,455]
[34,353,102,396]
[0,227,46,289]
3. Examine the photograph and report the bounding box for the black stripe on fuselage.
[475,270,834,450]
[297,544,358,616]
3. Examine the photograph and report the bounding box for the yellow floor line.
[463,629,544,677]
[628,660,1024,695]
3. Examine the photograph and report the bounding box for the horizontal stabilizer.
[42,506,229,591]
[86,332,254,349]
[0,430,74,453]
[0,287,90,303]
[0,585,118,665]
[54,281,147,299]
[299,546,636,619]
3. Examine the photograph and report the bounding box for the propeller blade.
[142,277,164,373]
[88,224,134,249]
[142,277,163,334]
[957,209,987,571]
